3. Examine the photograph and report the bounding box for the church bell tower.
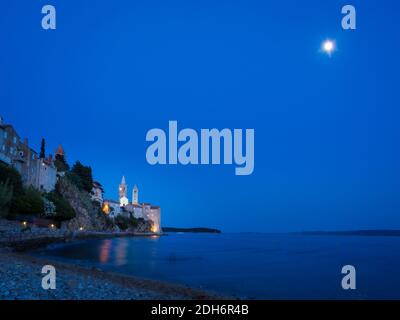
[119,176,128,206]
[132,184,139,204]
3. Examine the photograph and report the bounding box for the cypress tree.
[40,138,46,159]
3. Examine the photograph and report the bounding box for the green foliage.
[46,191,76,221]
[11,187,44,215]
[0,180,13,217]
[0,162,23,196]
[54,154,70,172]
[0,163,44,216]
[42,198,56,217]
[129,213,139,228]
[104,215,116,229]
[115,216,130,230]
[71,161,93,193]
[64,171,84,190]
[92,200,101,210]
[40,138,46,159]
[115,214,139,230]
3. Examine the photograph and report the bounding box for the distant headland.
[163,227,221,234]
[294,230,400,237]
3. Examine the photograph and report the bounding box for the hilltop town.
[0,115,161,242]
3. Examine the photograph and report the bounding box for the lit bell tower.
[132,184,139,204]
[119,176,128,207]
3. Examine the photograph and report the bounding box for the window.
[13,137,17,144]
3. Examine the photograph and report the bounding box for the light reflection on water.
[99,238,135,265]
[33,233,400,299]
[115,238,128,266]
[99,239,111,263]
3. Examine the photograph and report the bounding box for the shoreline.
[0,221,231,300]
[0,218,165,252]
[0,248,229,300]
[0,231,163,252]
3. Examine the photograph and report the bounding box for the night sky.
[1,0,399,232]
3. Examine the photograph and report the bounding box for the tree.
[64,171,84,190]
[40,138,46,159]
[46,192,76,221]
[54,154,70,172]
[0,166,46,215]
[71,161,93,193]
[11,187,44,215]
[115,215,129,230]
[0,180,13,218]
[0,162,23,196]
[129,213,138,228]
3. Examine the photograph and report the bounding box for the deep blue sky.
[1,1,399,232]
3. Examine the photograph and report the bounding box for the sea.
[32,232,400,299]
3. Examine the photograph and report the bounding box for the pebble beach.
[0,220,225,300]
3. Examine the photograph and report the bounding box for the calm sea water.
[33,233,400,299]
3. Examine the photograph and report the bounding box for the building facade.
[103,176,162,233]
[91,181,104,205]
[102,200,121,218]
[0,116,57,192]
[119,176,129,207]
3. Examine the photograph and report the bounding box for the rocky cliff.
[56,176,152,233]
[56,177,112,232]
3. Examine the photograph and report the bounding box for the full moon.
[322,39,335,55]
